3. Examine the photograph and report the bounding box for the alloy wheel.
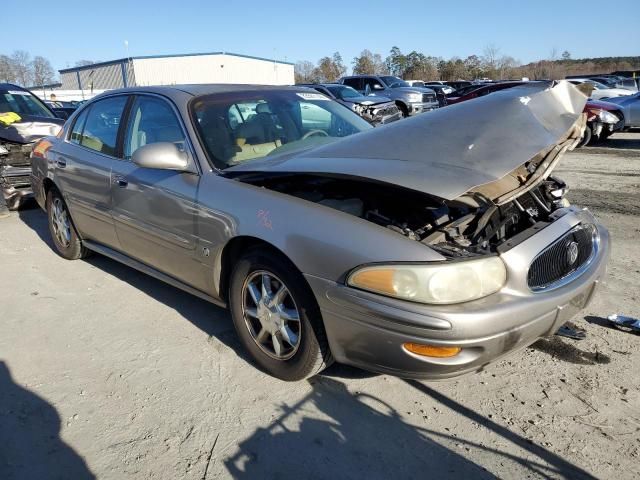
[51,197,71,248]
[241,270,302,360]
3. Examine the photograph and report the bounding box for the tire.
[396,102,409,118]
[229,248,333,381]
[46,189,89,260]
[577,124,593,148]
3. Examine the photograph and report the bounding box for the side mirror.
[132,142,190,171]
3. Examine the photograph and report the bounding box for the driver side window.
[124,96,185,161]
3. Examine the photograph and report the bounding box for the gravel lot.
[1,132,639,480]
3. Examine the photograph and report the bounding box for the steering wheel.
[302,129,329,140]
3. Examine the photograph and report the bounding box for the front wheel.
[46,189,89,260]
[229,248,333,381]
[576,124,593,148]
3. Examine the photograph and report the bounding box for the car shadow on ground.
[0,361,95,479]
[224,376,496,479]
[222,376,596,479]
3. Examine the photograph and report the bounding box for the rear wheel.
[229,248,333,381]
[46,189,89,260]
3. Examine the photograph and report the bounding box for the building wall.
[132,54,294,86]
[59,61,135,91]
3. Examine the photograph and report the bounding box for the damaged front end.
[352,101,402,126]
[1,118,62,209]
[227,81,589,258]
[237,172,573,259]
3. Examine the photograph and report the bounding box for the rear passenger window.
[79,96,127,156]
[70,108,90,144]
[124,96,185,160]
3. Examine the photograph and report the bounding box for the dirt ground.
[1,132,639,480]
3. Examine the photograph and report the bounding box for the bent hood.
[0,114,64,144]
[344,95,393,105]
[227,81,587,203]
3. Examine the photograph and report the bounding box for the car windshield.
[326,85,360,99]
[192,90,372,169]
[410,81,425,88]
[381,76,409,88]
[0,89,55,118]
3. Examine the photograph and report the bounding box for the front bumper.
[307,208,610,380]
[591,119,625,138]
[407,101,439,115]
[1,166,33,209]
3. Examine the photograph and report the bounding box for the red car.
[445,81,526,105]
[579,99,625,146]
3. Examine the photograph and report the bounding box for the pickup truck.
[339,75,439,117]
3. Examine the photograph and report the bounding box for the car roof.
[0,83,29,92]
[102,84,314,99]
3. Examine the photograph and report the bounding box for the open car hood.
[227,81,587,203]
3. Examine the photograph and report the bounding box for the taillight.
[32,139,52,159]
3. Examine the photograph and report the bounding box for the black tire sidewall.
[229,250,329,381]
[46,190,84,260]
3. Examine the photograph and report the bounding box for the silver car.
[30,82,610,381]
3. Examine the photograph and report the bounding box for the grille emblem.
[567,241,579,265]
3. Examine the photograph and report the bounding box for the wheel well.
[42,178,58,197]
[218,236,296,303]
[395,101,408,116]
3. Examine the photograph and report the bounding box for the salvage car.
[297,83,401,126]
[600,91,640,129]
[340,75,439,117]
[1,83,63,209]
[577,99,625,146]
[567,79,633,101]
[31,82,609,381]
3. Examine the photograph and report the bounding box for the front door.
[110,94,206,289]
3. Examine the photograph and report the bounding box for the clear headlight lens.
[598,110,618,124]
[407,93,422,102]
[347,257,507,305]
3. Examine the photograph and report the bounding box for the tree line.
[0,51,95,87]
[295,46,640,83]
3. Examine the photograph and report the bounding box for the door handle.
[113,175,128,188]
[56,158,67,168]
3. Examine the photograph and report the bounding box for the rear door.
[53,95,128,248]
[110,94,206,289]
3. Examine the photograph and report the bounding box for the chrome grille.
[422,93,436,103]
[527,224,596,291]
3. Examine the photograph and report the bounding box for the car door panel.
[53,98,127,248]
[111,94,207,290]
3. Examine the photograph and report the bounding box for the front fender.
[196,174,445,291]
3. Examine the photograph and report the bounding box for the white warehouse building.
[58,52,294,90]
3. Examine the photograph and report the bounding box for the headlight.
[598,110,618,124]
[347,257,507,305]
[407,93,422,103]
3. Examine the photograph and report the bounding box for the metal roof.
[58,51,294,74]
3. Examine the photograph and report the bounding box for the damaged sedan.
[298,83,402,126]
[1,84,63,209]
[30,82,609,381]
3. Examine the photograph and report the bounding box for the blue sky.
[5,0,639,72]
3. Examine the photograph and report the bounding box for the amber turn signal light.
[403,343,461,358]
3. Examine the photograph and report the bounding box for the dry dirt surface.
[1,132,639,480]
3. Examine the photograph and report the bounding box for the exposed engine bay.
[240,173,570,258]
